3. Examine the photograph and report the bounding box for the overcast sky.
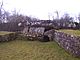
[1,0,80,21]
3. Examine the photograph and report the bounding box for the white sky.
[1,0,80,20]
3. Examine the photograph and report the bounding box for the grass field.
[0,39,80,60]
[57,29,80,36]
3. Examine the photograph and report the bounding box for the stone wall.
[54,31,80,57]
[0,33,17,42]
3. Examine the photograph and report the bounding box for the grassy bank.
[0,39,79,60]
[0,31,14,35]
[57,29,80,36]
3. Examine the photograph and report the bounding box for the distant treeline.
[0,22,24,32]
[0,20,80,32]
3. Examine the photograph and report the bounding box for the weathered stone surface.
[29,27,45,35]
[22,27,29,35]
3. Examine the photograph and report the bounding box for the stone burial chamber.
[22,25,55,42]
[22,25,80,57]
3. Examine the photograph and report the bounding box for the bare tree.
[52,15,54,20]
[55,11,59,19]
[48,14,50,20]
[78,13,80,22]
[0,1,10,23]
[61,13,73,22]
[0,1,3,22]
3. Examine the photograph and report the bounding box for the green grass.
[57,29,80,36]
[0,31,14,35]
[0,39,79,60]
